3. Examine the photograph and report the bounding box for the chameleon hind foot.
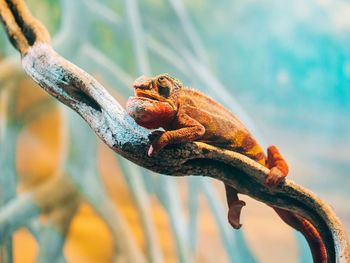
[266,167,286,187]
[265,145,289,188]
[227,200,246,229]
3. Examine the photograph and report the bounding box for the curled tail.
[273,207,327,263]
[226,144,327,262]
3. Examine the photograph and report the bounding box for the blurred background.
[0,0,349,262]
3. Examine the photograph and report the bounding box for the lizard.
[126,73,327,263]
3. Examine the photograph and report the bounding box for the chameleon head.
[126,74,182,129]
[132,74,182,107]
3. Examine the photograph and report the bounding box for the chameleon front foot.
[147,130,165,157]
[227,200,246,229]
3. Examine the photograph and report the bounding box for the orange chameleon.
[126,73,327,263]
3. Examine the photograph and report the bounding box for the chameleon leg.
[225,184,246,229]
[225,146,288,229]
[265,145,289,187]
[148,113,205,156]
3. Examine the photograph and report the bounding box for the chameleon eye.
[157,76,169,87]
[158,76,168,85]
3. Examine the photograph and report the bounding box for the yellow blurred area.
[13,228,37,263]
[64,203,114,263]
[2,71,299,263]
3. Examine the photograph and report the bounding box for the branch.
[0,0,50,54]
[0,0,349,262]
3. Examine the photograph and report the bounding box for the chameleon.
[126,73,327,262]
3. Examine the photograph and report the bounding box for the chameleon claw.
[148,144,163,157]
[227,200,246,229]
[148,131,164,157]
[148,145,156,157]
[266,167,286,188]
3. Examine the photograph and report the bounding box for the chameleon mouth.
[135,90,176,109]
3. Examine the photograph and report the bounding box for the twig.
[201,180,256,262]
[35,221,69,263]
[118,159,164,263]
[0,0,349,262]
[0,193,40,241]
[81,44,134,89]
[0,0,50,54]
[83,0,121,26]
[66,111,146,263]
[167,0,208,64]
[124,0,151,75]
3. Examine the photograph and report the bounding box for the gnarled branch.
[0,0,349,262]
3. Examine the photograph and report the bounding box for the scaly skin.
[126,74,327,263]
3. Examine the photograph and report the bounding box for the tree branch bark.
[0,0,349,262]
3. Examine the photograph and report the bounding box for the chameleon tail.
[225,144,326,262]
[266,146,326,261]
[273,206,327,263]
